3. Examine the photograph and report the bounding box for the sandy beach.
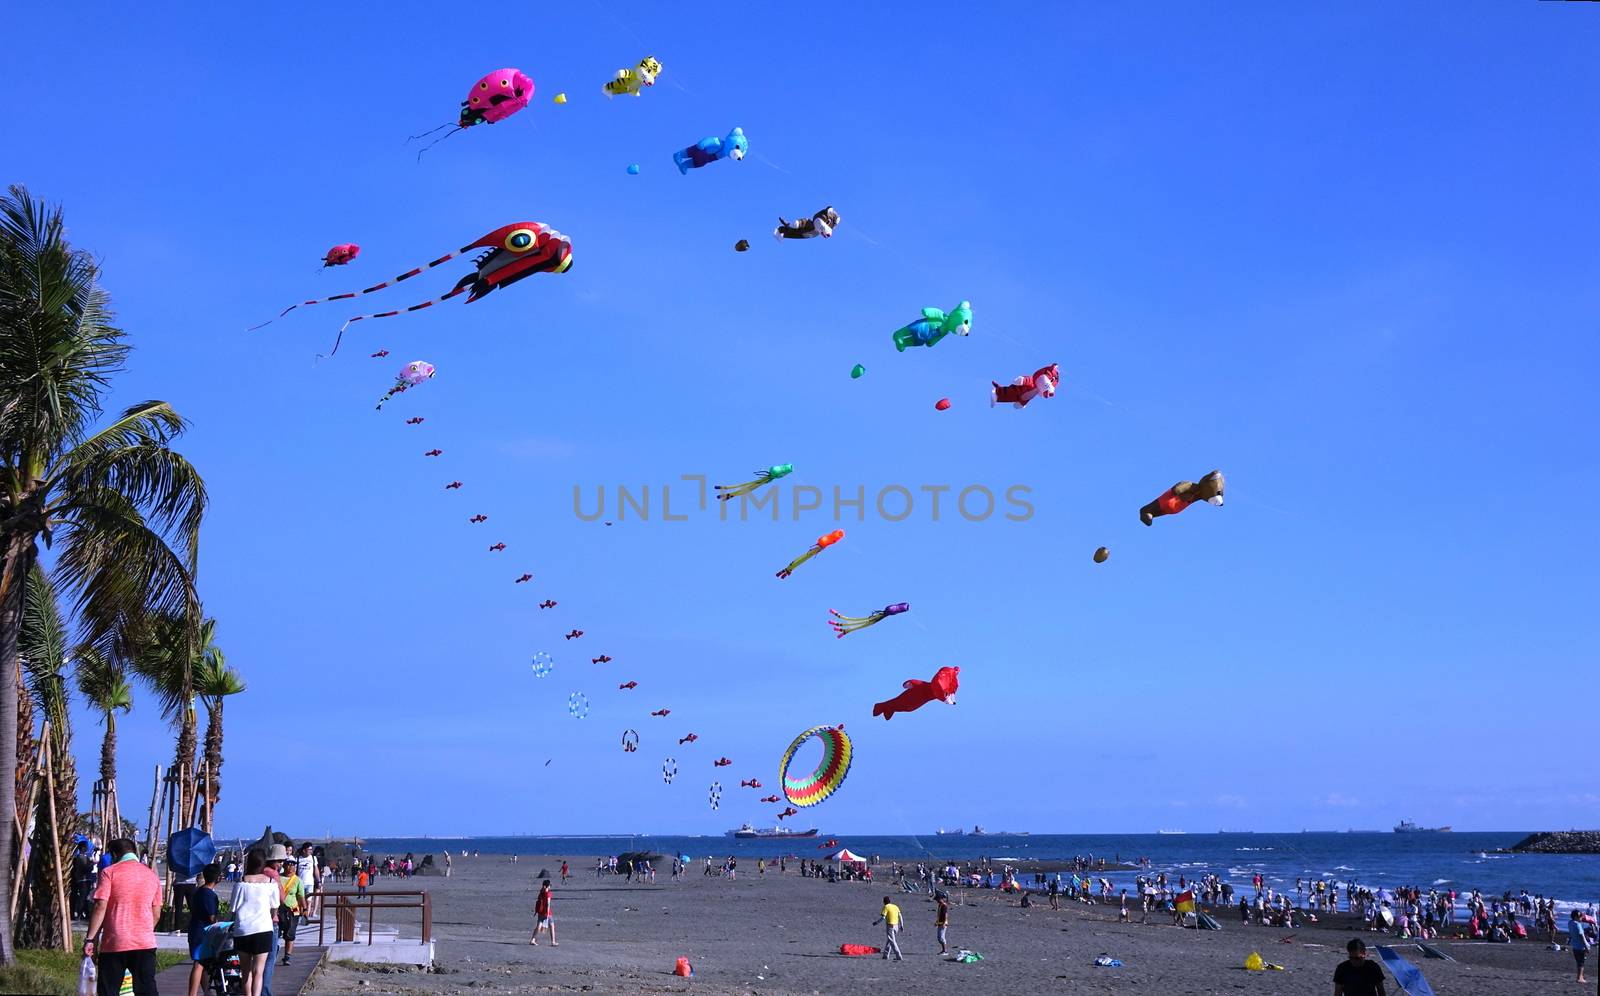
[307,855,1572,995]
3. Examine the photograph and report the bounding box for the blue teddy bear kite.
[673,127,748,174]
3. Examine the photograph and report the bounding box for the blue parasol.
[167,827,217,879]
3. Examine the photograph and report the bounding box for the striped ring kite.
[779,725,853,808]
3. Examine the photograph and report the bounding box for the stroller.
[196,922,245,996]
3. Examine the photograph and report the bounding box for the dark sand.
[308,855,1573,995]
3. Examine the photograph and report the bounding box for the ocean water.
[360,831,1600,907]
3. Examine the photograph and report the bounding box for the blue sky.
[3,1,1596,837]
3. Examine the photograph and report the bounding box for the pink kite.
[409,68,535,158]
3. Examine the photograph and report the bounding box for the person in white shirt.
[295,844,319,919]
[230,853,278,996]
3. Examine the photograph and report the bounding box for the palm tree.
[74,642,132,833]
[16,564,76,948]
[0,186,206,963]
[193,649,243,830]
[130,614,221,828]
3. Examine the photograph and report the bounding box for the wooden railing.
[312,889,431,946]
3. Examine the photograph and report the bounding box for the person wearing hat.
[259,846,287,996]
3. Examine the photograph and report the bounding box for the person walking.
[295,844,319,921]
[278,859,305,966]
[1569,910,1592,984]
[560,860,569,883]
[531,879,557,945]
[229,852,280,996]
[872,895,905,961]
[935,894,950,955]
[1333,938,1386,996]
[186,864,223,996]
[83,838,162,996]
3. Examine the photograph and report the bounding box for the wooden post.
[8,762,39,922]
[38,724,71,950]
[143,765,163,868]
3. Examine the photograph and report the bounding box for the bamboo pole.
[9,762,40,922]
[39,724,71,950]
[143,765,162,868]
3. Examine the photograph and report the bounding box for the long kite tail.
[776,546,820,580]
[321,284,470,358]
[714,470,776,502]
[827,608,879,638]
[248,242,477,331]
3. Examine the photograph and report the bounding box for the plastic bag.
[77,956,96,996]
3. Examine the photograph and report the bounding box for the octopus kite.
[1139,470,1226,526]
[409,68,535,158]
[991,363,1060,409]
[324,244,360,267]
[376,361,435,410]
[716,464,793,502]
[774,206,840,241]
[250,222,573,355]
[602,56,661,98]
[892,301,973,352]
[872,666,959,721]
[777,530,844,579]
[828,603,909,638]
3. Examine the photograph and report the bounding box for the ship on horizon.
[1393,819,1452,833]
[728,823,819,839]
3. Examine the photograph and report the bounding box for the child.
[185,864,221,996]
[356,867,369,896]
[532,880,557,946]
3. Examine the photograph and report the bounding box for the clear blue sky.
[4,1,1596,837]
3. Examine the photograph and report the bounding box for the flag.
[1175,890,1196,913]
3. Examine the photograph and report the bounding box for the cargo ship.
[728,823,819,839]
[1393,820,1452,833]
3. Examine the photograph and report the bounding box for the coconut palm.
[74,642,132,831]
[15,564,76,947]
[0,185,206,963]
[129,614,222,828]
[193,649,243,830]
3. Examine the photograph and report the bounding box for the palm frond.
[20,562,70,728]
[73,642,132,719]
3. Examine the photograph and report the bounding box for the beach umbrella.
[168,827,218,878]
[826,848,866,864]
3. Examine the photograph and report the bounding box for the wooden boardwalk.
[149,946,325,995]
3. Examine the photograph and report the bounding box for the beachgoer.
[532,879,558,945]
[1570,910,1592,984]
[356,867,369,895]
[560,861,569,883]
[935,895,950,954]
[295,844,319,920]
[872,896,905,962]
[1333,937,1385,996]
[186,864,222,996]
[230,852,280,996]
[279,860,304,965]
[84,837,162,996]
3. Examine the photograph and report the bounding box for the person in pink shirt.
[84,838,162,996]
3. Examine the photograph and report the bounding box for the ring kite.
[249,222,573,354]
[530,652,554,678]
[622,729,639,753]
[568,692,590,719]
[662,758,677,784]
[779,725,853,808]
[709,781,723,810]
[827,603,908,639]
[1139,470,1225,526]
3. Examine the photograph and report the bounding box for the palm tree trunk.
[175,711,197,828]
[0,536,37,965]
[204,700,223,814]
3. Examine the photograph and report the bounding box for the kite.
[678,733,698,745]
[651,709,671,717]
[530,652,554,678]
[892,301,972,352]
[774,206,840,241]
[780,725,853,808]
[602,56,662,98]
[564,630,583,640]
[991,363,1060,409]
[376,360,435,409]
[444,481,462,490]
[553,93,567,104]
[741,779,762,788]
[1093,546,1109,563]
[405,417,424,425]
[568,692,590,719]
[539,599,556,608]
[871,666,959,721]
[408,68,534,158]
[619,681,637,690]
[715,464,793,502]
[488,543,506,552]
[626,164,640,175]
[663,758,677,784]
[370,349,389,358]
[470,515,488,523]
[249,222,573,354]
[324,244,360,267]
[935,398,951,411]
[591,655,612,664]
[760,794,780,803]
[776,529,844,580]
[1139,470,1226,526]
[424,449,443,457]
[735,240,750,252]
[713,757,732,768]
[622,729,639,753]
[818,839,839,850]
[827,603,909,639]
[515,573,533,584]
[673,127,747,174]
[777,807,799,821]
[709,782,723,810]
[850,364,865,379]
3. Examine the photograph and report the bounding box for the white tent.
[827,848,867,864]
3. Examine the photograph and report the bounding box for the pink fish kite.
[323,244,360,267]
[376,360,435,409]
